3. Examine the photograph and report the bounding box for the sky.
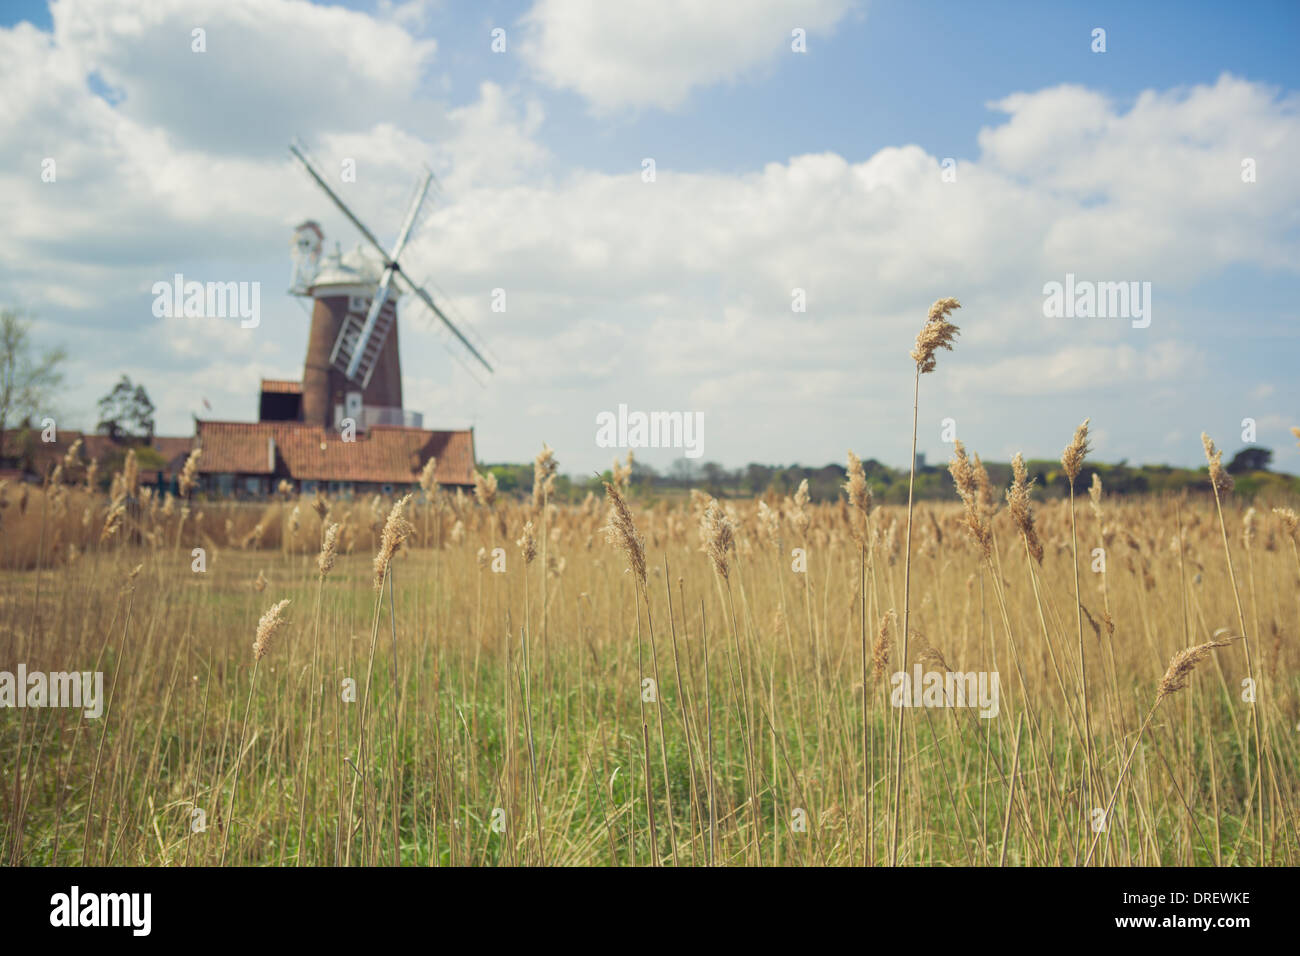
[1,0,1297,477]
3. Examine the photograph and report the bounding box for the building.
[194,410,475,498]
[192,231,478,498]
[5,168,486,499]
[0,428,192,490]
[1,416,475,499]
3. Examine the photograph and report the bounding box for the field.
[3,432,1299,868]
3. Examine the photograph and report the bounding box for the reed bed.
[2,464,1297,866]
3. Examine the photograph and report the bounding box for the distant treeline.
[481,445,1299,504]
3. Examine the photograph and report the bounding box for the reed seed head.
[872,611,894,681]
[318,522,339,576]
[373,493,414,589]
[533,443,557,511]
[1273,507,1299,543]
[178,449,201,498]
[949,439,977,499]
[702,497,735,580]
[1157,637,1237,704]
[603,481,646,589]
[122,449,139,498]
[61,437,82,470]
[1005,452,1044,564]
[100,501,125,543]
[844,450,872,544]
[789,479,811,539]
[253,599,291,661]
[949,440,993,559]
[517,520,538,564]
[612,450,633,494]
[916,635,952,674]
[910,297,961,373]
[1201,433,1233,495]
[1061,418,1091,484]
[473,470,498,508]
[419,457,438,496]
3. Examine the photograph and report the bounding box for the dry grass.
[2,458,1298,866]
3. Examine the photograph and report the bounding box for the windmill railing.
[362,406,424,430]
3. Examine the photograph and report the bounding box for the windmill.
[287,141,492,431]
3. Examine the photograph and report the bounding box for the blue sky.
[1,0,1297,475]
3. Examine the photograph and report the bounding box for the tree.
[96,375,156,442]
[1227,447,1272,474]
[669,457,698,484]
[700,461,730,495]
[742,462,774,494]
[629,459,659,486]
[0,309,67,436]
[98,443,168,492]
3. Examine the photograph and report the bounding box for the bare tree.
[0,309,67,436]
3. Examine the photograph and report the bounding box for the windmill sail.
[338,169,431,384]
[288,142,493,377]
[392,272,494,374]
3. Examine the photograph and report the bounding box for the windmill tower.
[287,143,492,431]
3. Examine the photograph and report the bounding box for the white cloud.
[50,0,438,155]
[946,342,1199,396]
[377,0,440,32]
[981,75,1300,277]
[519,0,856,113]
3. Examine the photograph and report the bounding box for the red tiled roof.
[1,429,193,478]
[81,434,119,462]
[194,420,476,485]
[260,379,302,394]
[2,429,60,464]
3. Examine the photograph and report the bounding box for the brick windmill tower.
[287,143,493,431]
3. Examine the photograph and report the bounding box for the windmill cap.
[308,242,388,292]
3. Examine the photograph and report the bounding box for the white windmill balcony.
[333,402,422,431]
[362,406,423,430]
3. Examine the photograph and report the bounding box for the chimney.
[268,435,276,473]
